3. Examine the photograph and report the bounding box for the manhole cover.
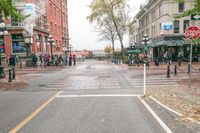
[38,84,47,87]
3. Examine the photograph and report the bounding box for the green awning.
[150,38,190,47]
[127,49,141,54]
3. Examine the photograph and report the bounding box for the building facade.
[0,0,69,60]
[132,0,199,61]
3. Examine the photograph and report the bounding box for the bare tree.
[87,0,129,58]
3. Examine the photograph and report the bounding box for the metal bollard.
[166,65,170,78]
[178,60,181,66]
[188,63,190,75]
[174,65,177,76]
[12,67,16,80]
[20,61,22,69]
[8,68,12,82]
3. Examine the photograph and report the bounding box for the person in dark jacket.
[9,55,15,68]
[32,53,38,68]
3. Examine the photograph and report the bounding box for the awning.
[150,35,190,47]
[127,49,141,54]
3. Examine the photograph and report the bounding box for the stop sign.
[185,26,200,39]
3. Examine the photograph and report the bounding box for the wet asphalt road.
[0,60,198,133]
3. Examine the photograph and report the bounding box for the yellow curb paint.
[9,91,63,133]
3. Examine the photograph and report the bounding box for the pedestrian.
[66,55,68,66]
[164,51,168,63]
[44,54,48,68]
[72,55,76,66]
[69,55,72,66]
[9,55,15,68]
[58,54,63,65]
[39,54,43,66]
[32,53,38,68]
[47,54,51,66]
[54,55,58,66]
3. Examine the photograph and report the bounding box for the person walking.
[65,55,68,66]
[69,55,72,66]
[39,54,43,66]
[9,54,15,68]
[72,55,76,66]
[32,53,38,68]
[44,54,48,68]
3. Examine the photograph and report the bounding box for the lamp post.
[0,22,8,78]
[142,34,150,58]
[67,44,73,66]
[142,34,150,67]
[47,34,55,60]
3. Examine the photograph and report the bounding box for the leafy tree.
[0,0,26,20]
[104,45,112,54]
[175,0,200,18]
[87,0,129,58]
[93,15,117,53]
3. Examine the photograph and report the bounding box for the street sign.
[185,26,200,39]
[191,14,200,20]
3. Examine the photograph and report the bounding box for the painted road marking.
[138,97,173,133]
[150,96,200,124]
[56,94,143,98]
[150,96,182,116]
[44,88,62,90]
[9,91,63,133]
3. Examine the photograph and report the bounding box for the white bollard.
[143,63,146,97]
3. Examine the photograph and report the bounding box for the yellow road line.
[9,91,63,133]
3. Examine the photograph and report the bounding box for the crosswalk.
[44,80,65,90]
[128,78,181,88]
[43,75,182,91]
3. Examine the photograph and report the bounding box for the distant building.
[92,50,106,60]
[0,0,69,59]
[71,50,93,59]
[131,0,199,61]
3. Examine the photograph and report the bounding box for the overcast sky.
[68,0,146,51]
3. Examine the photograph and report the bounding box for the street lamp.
[67,44,73,56]
[67,44,73,66]
[142,34,150,58]
[47,34,55,60]
[0,22,8,78]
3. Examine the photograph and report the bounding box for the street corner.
[146,86,200,124]
[0,78,28,91]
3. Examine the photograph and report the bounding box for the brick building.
[0,0,69,59]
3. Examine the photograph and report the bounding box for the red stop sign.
[185,26,200,39]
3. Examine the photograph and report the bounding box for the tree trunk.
[110,10,125,58]
[111,32,115,53]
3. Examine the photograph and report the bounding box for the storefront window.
[183,20,190,32]
[174,20,180,33]
[12,34,26,53]
[37,35,42,52]
[0,37,5,53]
[178,2,184,12]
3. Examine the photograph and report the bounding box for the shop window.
[174,20,180,33]
[159,4,161,16]
[11,9,23,26]
[183,20,189,32]
[12,34,26,53]
[0,36,5,53]
[179,2,184,12]
[37,35,42,52]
